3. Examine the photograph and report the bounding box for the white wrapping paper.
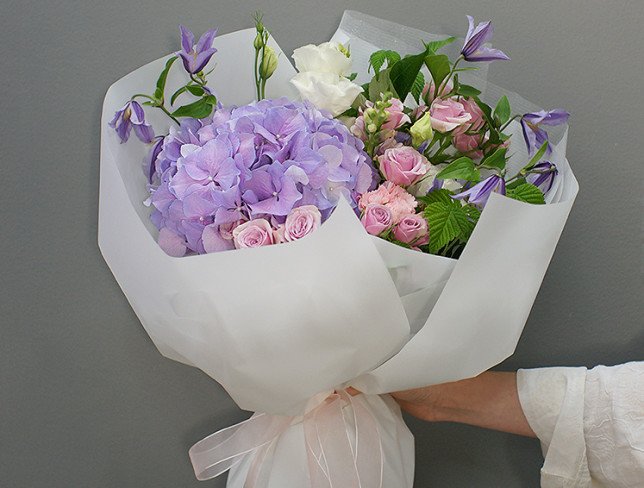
[99,11,578,487]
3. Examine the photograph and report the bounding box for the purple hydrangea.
[146,98,376,256]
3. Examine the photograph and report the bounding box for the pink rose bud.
[284,205,322,241]
[379,146,429,187]
[219,219,246,240]
[232,219,276,249]
[361,204,393,236]
[393,213,429,245]
[430,98,472,133]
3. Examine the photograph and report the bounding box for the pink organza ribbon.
[189,390,384,487]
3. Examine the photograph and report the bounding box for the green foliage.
[493,95,511,125]
[480,147,507,172]
[154,56,178,101]
[369,50,401,74]
[389,51,430,101]
[506,183,546,204]
[170,84,206,105]
[368,69,397,101]
[418,189,454,206]
[410,72,425,103]
[424,199,478,254]
[436,156,481,182]
[524,141,549,170]
[424,54,451,90]
[172,97,215,118]
[456,83,481,97]
[424,37,457,54]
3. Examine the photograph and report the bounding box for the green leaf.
[473,97,494,125]
[506,178,526,190]
[155,56,178,100]
[493,95,511,125]
[480,147,507,171]
[424,36,457,54]
[170,86,188,105]
[172,98,214,118]
[425,54,451,90]
[369,50,401,74]
[436,156,481,182]
[187,85,205,97]
[418,189,454,206]
[456,84,481,97]
[347,72,358,81]
[524,141,549,170]
[389,51,428,101]
[424,201,476,254]
[506,183,546,204]
[410,72,425,103]
[460,205,481,241]
[368,68,397,101]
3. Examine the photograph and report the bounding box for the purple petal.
[179,25,194,54]
[202,224,234,253]
[465,46,510,62]
[196,28,218,53]
[192,48,217,73]
[540,109,570,126]
[158,228,187,257]
[133,123,154,143]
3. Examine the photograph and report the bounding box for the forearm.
[395,372,536,437]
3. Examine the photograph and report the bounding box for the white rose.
[292,42,351,76]
[290,71,363,117]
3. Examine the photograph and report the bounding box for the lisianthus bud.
[253,32,263,50]
[337,42,351,58]
[410,112,433,148]
[260,46,278,79]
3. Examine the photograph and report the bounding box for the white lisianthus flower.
[290,72,363,117]
[292,42,351,76]
[290,42,363,117]
[409,163,463,197]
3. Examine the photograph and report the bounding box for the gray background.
[2,0,643,486]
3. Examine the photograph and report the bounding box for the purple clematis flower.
[109,100,154,144]
[521,109,570,155]
[177,25,218,74]
[454,174,506,207]
[144,136,165,183]
[527,161,558,193]
[461,16,510,62]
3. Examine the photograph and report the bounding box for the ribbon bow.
[189,390,384,487]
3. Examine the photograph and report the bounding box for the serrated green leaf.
[410,72,425,103]
[424,36,457,54]
[418,189,454,206]
[480,147,507,171]
[494,95,511,125]
[425,54,451,91]
[369,50,401,74]
[425,201,475,254]
[506,183,546,204]
[155,56,178,99]
[436,156,481,182]
[506,178,526,190]
[389,51,428,101]
[457,84,481,97]
[172,98,214,118]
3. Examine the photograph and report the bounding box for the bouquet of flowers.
[100,10,577,487]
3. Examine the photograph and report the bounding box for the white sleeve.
[517,362,644,488]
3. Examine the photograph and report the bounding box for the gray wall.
[2,0,642,486]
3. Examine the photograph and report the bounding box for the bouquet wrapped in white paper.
[99,11,577,487]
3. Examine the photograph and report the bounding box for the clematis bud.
[409,112,434,148]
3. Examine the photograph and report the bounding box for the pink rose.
[284,205,322,241]
[430,98,471,133]
[358,182,417,224]
[452,97,486,135]
[219,219,246,240]
[232,219,276,249]
[379,146,429,186]
[361,204,393,236]
[382,98,411,131]
[393,214,429,245]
